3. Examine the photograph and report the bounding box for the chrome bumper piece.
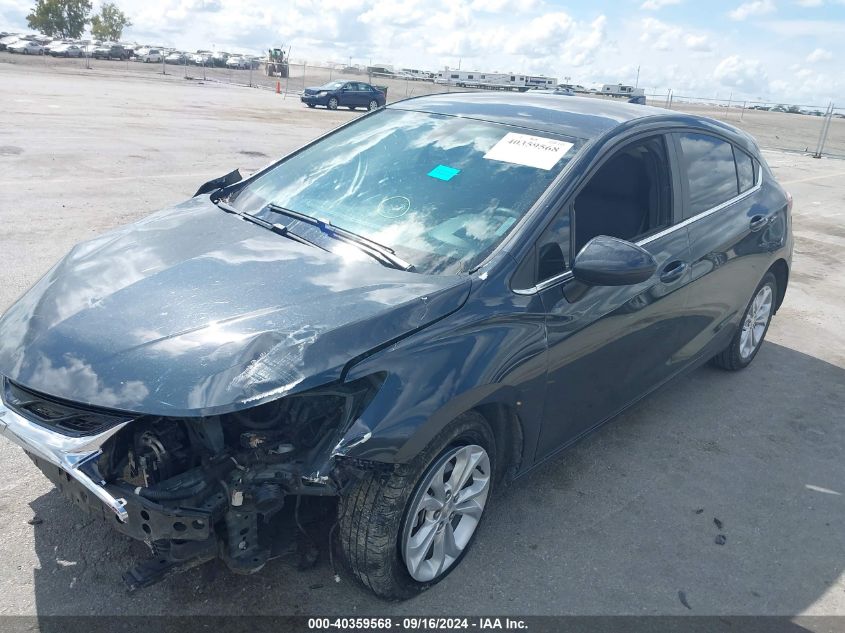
[0,400,131,522]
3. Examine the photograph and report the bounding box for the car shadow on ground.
[24,341,845,616]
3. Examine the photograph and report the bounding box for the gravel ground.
[0,63,843,617]
[3,50,845,157]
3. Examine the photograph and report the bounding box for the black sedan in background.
[301,80,386,110]
[0,93,791,600]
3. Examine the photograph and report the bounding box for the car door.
[337,82,354,107]
[527,133,694,460]
[353,83,370,107]
[670,132,772,364]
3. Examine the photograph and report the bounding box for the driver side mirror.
[572,235,657,286]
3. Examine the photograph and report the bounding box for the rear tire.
[711,272,777,371]
[368,99,380,111]
[338,411,496,600]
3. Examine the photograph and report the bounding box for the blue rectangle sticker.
[428,165,461,181]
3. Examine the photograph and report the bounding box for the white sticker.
[483,133,573,170]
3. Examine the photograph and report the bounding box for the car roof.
[390,91,685,141]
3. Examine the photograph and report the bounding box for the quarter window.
[678,133,739,216]
[735,148,755,193]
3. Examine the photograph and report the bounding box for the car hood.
[0,197,471,417]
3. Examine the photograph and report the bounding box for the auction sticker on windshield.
[483,132,573,170]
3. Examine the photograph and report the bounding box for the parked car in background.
[300,80,386,110]
[140,48,163,63]
[49,43,83,57]
[42,40,67,54]
[0,93,792,599]
[192,51,212,65]
[225,55,257,69]
[0,35,19,51]
[165,51,187,64]
[93,44,127,60]
[8,40,44,54]
[211,51,229,67]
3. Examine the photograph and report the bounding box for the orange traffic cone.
[276,80,281,94]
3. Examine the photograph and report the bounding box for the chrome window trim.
[512,167,764,296]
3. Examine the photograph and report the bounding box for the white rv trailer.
[435,69,557,91]
[600,84,646,98]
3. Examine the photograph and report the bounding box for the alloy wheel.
[401,444,491,582]
[739,284,773,359]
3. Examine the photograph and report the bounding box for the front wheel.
[711,272,777,370]
[337,411,495,599]
[368,99,380,111]
[327,97,339,110]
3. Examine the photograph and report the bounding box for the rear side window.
[735,148,755,193]
[678,133,738,216]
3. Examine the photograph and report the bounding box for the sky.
[1,0,844,105]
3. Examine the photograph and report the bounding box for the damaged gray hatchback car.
[0,92,791,598]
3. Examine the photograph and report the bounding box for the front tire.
[327,97,339,110]
[338,411,495,599]
[711,272,777,370]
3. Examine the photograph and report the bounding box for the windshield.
[319,81,345,90]
[230,108,581,275]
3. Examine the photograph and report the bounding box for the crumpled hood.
[0,197,470,416]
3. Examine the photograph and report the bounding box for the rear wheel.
[368,99,380,111]
[338,411,495,599]
[711,272,776,370]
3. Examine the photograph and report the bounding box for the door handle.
[749,214,770,232]
[659,260,687,283]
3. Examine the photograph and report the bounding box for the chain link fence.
[637,91,843,158]
[7,51,844,159]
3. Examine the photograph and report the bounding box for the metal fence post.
[249,62,253,87]
[814,101,835,158]
[162,55,166,75]
[740,100,747,121]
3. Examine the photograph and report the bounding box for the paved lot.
[0,64,843,616]
[4,50,845,157]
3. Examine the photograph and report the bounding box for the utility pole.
[635,65,640,88]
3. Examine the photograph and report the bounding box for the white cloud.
[795,0,823,6]
[806,47,833,62]
[640,0,683,10]
[713,55,769,92]
[470,0,538,12]
[640,17,711,52]
[729,0,776,20]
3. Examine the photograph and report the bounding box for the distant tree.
[91,2,131,42]
[26,0,92,39]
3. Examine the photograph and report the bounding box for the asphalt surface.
[0,64,843,617]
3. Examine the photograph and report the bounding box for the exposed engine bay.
[12,374,385,590]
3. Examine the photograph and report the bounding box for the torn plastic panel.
[2,373,386,589]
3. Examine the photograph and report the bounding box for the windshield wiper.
[215,200,328,252]
[264,203,415,272]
